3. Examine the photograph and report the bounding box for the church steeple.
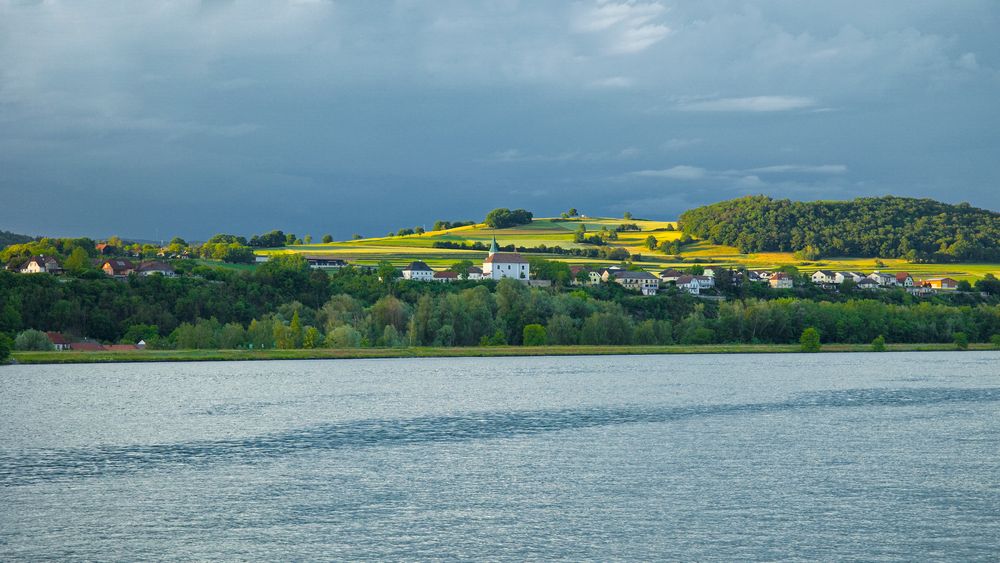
[489,236,499,255]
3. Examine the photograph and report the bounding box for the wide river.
[1,352,999,560]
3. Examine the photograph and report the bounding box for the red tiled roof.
[46,331,71,345]
[103,259,134,273]
[433,270,458,279]
[70,342,105,351]
[895,272,911,281]
[105,344,139,351]
[484,252,526,264]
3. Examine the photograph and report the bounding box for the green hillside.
[680,195,1000,262]
[255,215,1000,281]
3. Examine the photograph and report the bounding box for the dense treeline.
[431,240,632,260]
[2,237,98,266]
[432,220,475,231]
[2,257,998,351]
[0,230,36,250]
[680,195,1000,261]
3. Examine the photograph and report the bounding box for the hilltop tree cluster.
[679,195,1000,262]
[484,208,533,229]
[432,220,475,231]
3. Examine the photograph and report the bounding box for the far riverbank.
[7,343,997,365]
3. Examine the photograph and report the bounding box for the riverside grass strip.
[10,343,996,365]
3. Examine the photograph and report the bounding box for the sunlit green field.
[247,217,1000,280]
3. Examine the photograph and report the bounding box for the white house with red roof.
[482,237,529,281]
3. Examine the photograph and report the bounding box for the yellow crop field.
[253,217,999,280]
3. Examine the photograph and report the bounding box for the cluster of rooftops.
[8,238,964,296]
[8,255,176,277]
[809,270,959,292]
[44,331,146,352]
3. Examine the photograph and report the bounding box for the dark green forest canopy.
[2,266,998,349]
[0,230,36,250]
[679,195,1000,261]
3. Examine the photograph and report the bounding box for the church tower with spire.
[482,236,529,281]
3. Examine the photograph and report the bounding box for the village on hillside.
[9,235,968,298]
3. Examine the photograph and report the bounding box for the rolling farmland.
[246,217,999,280]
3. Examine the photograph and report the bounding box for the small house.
[811,270,836,285]
[19,255,63,274]
[923,277,958,290]
[658,269,685,283]
[895,272,914,287]
[46,332,72,351]
[136,261,176,277]
[675,275,701,294]
[611,270,659,295]
[769,272,794,289]
[855,278,879,290]
[599,266,628,283]
[102,259,135,278]
[868,271,897,287]
[694,275,715,289]
[834,271,865,284]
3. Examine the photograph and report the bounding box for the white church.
[482,237,529,281]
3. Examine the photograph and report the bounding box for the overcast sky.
[1,1,998,240]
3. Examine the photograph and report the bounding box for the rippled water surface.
[2,352,999,560]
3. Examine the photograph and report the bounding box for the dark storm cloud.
[1,1,997,239]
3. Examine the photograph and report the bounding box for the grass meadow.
[235,217,1000,280]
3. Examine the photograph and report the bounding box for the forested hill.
[679,196,1000,262]
[0,230,35,250]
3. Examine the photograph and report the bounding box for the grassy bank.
[8,343,997,365]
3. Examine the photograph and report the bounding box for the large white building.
[401,260,434,281]
[482,237,529,281]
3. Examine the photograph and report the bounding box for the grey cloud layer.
[0,0,997,238]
